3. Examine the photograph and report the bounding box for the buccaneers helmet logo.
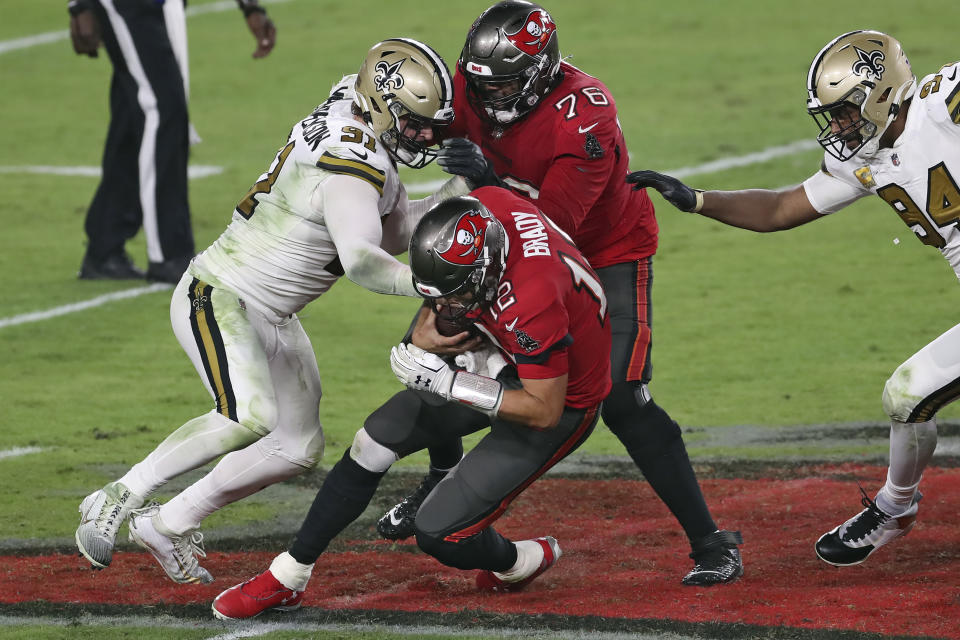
[374,59,405,93]
[437,212,488,266]
[852,47,885,81]
[505,9,556,57]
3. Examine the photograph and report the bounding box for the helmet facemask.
[463,54,557,125]
[379,100,453,169]
[808,88,878,161]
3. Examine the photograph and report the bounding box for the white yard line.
[0,140,818,331]
[0,447,45,460]
[0,165,223,179]
[0,284,171,330]
[0,0,292,56]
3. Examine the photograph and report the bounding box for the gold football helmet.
[806,30,916,160]
[355,38,455,168]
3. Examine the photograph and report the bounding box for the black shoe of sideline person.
[78,253,146,280]
[147,255,193,284]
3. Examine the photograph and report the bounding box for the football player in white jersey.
[627,30,960,567]
[74,38,472,584]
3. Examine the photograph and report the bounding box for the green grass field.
[2,1,959,637]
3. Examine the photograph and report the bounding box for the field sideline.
[3,0,960,638]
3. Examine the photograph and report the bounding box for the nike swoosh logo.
[578,122,599,133]
[949,68,958,82]
[389,509,403,526]
[505,318,518,331]
[350,149,369,160]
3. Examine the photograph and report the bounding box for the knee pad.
[882,367,920,422]
[257,430,323,470]
[601,381,652,427]
[602,382,681,452]
[350,428,398,473]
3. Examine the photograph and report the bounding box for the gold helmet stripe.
[316,152,386,195]
[383,37,454,113]
[806,30,865,98]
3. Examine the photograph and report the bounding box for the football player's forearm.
[495,375,567,430]
[698,185,820,232]
[495,390,563,430]
[342,250,416,297]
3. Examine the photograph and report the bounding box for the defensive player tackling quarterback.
[74,38,468,583]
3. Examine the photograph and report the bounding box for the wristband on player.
[450,371,503,417]
[68,0,93,16]
[692,190,705,213]
[236,0,266,16]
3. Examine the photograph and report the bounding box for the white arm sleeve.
[802,169,869,214]
[381,176,470,255]
[315,174,417,297]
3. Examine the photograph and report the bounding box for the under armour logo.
[852,47,885,81]
[414,375,432,387]
[374,59,405,93]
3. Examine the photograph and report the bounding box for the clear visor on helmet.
[807,88,877,161]
[380,102,453,169]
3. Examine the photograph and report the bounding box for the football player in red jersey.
[211,189,611,619]
[377,0,744,586]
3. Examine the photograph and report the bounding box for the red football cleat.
[212,569,303,620]
[476,536,561,592]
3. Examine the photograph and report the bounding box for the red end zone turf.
[3,464,959,637]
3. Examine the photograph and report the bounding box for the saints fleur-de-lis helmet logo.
[373,58,405,93]
[852,46,885,81]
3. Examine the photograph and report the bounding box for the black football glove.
[437,138,504,190]
[626,170,702,213]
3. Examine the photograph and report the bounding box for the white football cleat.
[75,481,145,569]
[128,504,214,584]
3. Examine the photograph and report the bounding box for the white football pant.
[119,273,324,534]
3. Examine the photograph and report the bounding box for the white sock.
[270,551,313,591]
[492,539,544,583]
[876,418,937,514]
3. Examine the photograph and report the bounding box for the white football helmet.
[806,30,916,160]
[354,38,455,168]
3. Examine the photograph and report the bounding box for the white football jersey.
[191,76,406,322]
[804,61,960,279]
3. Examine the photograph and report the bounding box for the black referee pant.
[84,0,193,269]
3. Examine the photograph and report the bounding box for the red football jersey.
[449,62,658,268]
[470,186,611,408]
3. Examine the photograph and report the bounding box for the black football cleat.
[682,530,744,586]
[377,469,448,540]
[815,489,920,567]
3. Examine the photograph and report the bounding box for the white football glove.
[391,343,504,416]
[390,343,455,401]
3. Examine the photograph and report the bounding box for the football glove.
[391,343,455,399]
[391,343,504,416]
[437,138,504,190]
[626,170,703,213]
